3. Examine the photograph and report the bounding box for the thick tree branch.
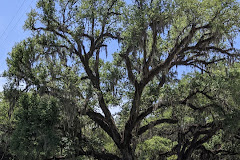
[138,118,178,135]
[136,100,168,125]
[187,46,239,58]
[120,47,136,85]
[146,20,158,68]
[143,24,198,86]
[136,89,200,125]
[177,122,221,160]
[86,110,121,147]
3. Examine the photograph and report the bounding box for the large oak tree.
[3,0,240,159]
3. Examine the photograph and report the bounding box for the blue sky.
[0,0,38,91]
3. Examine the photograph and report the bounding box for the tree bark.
[120,146,135,160]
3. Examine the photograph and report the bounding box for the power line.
[0,0,35,75]
[2,0,35,43]
[0,0,29,41]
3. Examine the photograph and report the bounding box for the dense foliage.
[1,0,240,159]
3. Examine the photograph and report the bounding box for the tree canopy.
[1,0,240,159]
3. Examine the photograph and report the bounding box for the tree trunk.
[177,150,192,160]
[120,147,135,160]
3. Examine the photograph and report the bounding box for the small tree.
[10,94,60,159]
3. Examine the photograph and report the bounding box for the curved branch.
[120,47,136,85]
[143,24,198,86]
[138,118,178,136]
[136,100,168,125]
[86,110,121,147]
